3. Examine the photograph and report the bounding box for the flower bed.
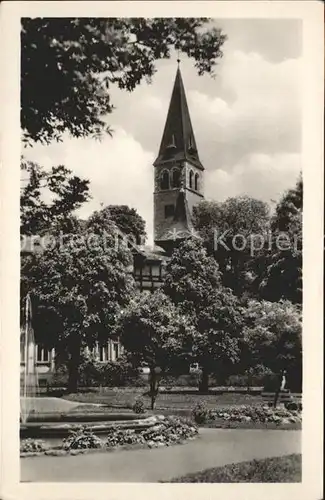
[20,416,198,457]
[210,405,302,425]
[191,401,302,427]
[20,438,49,454]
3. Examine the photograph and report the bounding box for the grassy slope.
[167,454,302,483]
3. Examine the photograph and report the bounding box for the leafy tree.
[163,238,243,391]
[21,17,227,144]
[21,159,90,235]
[163,237,222,311]
[96,205,146,245]
[116,290,193,408]
[193,196,270,297]
[243,299,302,405]
[272,175,302,232]
[21,214,135,393]
[192,290,243,392]
[259,176,302,304]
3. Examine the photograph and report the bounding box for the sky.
[23,19,302,245]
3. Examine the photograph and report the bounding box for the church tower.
[153,64,204,253]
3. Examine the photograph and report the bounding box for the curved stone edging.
[20,435,198,458]
[20,415,160,439]
[22,411,151,423]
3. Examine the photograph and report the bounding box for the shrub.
[160,375,177,390]
[62,426,103,450]
[20,439,48,453]
[79,358,103,387]
[127,376,147,387]
[226,366,274,388]
[100,357,139,386]
[285,401,302,411]
[132,397,146,414]
[48,363,69,388]
[226,374,249,387]
[49,354,145,389]
[191,401,212,424]
[285,366,302,393]
[48,353,102,389]
[186,372,202,387]
[263,373,281,392]
[160,373,202,388]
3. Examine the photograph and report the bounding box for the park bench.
[262,390,302,406]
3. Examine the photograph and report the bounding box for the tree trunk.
[273,370,284,408]
[199,367,209,393]
[246,373,251,392]
[246,368,253,393]
[149,368,159,410]
[67,337,81,394]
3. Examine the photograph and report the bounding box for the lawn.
[64,389,264,411]
[65,405,301,430]
[24,390,300,431]
[166,454,302,482]
[61,391,301,430]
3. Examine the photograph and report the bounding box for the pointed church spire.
[154,66,204,170]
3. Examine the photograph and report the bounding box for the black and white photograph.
[0,2,323,498]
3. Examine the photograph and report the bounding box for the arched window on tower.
[189,170,194,189]
[194,173,199,191]
[160,170,170,190]
[171,168,181,188]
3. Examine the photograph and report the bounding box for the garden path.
[21,428,301,482]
